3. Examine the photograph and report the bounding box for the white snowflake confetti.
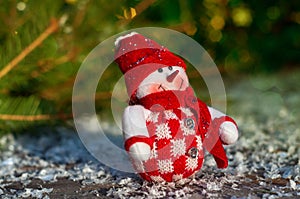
[179,107,193,117]
[180,120,195,136]
[172,174,183,181]
[158,159,174,174]
[186,157,198,171]
[155,123,172,140]
[170,138,186,157]
[196,136,203,151]
[146,112,159,123]
[164,110,178,120]
[150,175,165,182]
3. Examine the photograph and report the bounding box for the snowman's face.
[136,66,189,99]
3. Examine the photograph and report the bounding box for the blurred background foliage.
[0,0,299,134]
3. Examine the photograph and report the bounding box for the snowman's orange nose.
[167,70,179,82]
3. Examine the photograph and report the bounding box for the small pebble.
[234,151,244,163]
[1,157,14,166]
[289,179,297,190]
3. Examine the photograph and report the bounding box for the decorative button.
[188,147,198,159]
[186,96,197,104]
[192,97,197,103]
[185,118,195,129]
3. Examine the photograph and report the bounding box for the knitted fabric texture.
[125,87,231,182]
[114,33,238,183]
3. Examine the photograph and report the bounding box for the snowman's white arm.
[122,105,152,161]
[208,106,239,145]
[122,105,151,140]
[208,106,227,120]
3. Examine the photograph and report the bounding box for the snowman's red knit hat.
[114,32,186,99]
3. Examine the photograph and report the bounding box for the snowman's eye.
[158,68,163,73]
[168,66,173,70]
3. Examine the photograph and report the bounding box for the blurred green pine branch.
[0,0,299,134]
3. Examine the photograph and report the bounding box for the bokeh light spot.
[240,50,251,63]
[210,15,225,30]
[232,7,252,27]
[16,2,26,11]
[291,12,300,24]
[250,75,276,91]
[209,30,222,42]
[267,7,280,20]
[65,0,77,4]
[258,91,283,116]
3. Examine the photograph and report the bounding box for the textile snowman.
[114,32,238,182]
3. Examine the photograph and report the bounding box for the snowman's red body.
[114,32,238,182]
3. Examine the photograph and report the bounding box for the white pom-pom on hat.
[114,32,138,48]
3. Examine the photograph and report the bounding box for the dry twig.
[0,113,71,121]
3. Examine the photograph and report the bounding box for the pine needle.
[0,18,59,79]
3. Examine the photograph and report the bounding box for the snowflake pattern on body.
[164,110,178,120]
[155,123,172,140]
[157,159,174,174]
[149,142,158,159]
[186,157,198,171]
[179,107,193,117]
[146,112,159,123]
[179,120,196,136]
[134,161,145,172]
[196,135,203,151]
[170,138,186,157]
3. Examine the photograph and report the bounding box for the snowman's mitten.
[124,136,153,161]
[213,116,238,145]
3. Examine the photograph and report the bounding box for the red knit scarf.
[137,87,198,111]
